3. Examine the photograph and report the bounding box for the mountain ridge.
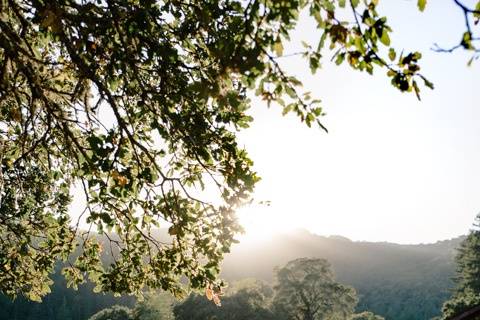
[221,229,463,320]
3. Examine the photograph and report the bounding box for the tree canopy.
[441,215,480,319]
[272,258,357,320]
[0,0,477,301]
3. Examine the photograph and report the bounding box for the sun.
[236,203,294,242]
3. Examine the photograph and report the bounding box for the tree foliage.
[441,215,480,319]
[272,258,357,320]
[0,0,477,301]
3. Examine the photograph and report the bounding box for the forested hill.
[222,230,463,320]
[0,230,463,320]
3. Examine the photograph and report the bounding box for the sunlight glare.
[236,203,294,242]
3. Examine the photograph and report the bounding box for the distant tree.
[441,215,480,319]
[173,280,276,320]
[172,294,214,320]
[350,311,385,320]
[88,305,133,320]
[272,258,358,320]
[132,292,174,320]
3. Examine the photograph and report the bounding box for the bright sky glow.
[236,0,480,244]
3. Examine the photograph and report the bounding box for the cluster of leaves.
[441,215,480,319]
[0,161,75,301]
[300,0,433,100]
[0,0,433,300]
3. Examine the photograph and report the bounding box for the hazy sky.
[237,0,480,244]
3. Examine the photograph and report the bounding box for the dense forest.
[0,230,462,320]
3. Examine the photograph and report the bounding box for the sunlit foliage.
[1,0,476,301]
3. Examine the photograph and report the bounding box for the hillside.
[0,230,463,320]
[222,230,463,320]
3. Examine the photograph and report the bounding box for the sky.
[236,0,480,244]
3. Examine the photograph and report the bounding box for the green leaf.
[380,31,391,46]
[412,80,421,100]
[318,32,327,52]
[273,38,284,56]
[335,52,345,65]
[388,48,396,61]
[461,31,473,49]
[417,0,427,11]
[422,77,434,89]
[467,56,475,67]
